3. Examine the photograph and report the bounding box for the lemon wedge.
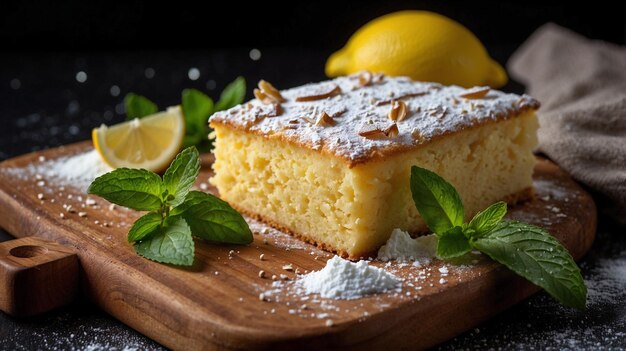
[92,106,185,172]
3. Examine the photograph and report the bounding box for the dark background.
[1,1,624,50]
[1,1,625,350]
[0,1,624,160]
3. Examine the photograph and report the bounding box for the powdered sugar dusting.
[210,73,539,164]
[298,256,401,299]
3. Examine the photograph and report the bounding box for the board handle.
[0,236,79,317]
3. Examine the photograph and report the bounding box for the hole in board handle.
[9,245,49,258]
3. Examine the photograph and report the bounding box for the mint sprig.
[88,146,253,266]
[121,77,246,151]
[410,165,587,309]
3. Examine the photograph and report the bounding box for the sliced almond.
[358,125,382,137]
[411,128,426,142]
[300,116,316,125]
[331,108,347,118]
[258,80,285,102]
[281,124,298,130]
[296,86,342,102]
[253,88,270,103]
[255,103,283,119]
[375,91,427,106]
[315,111,335,126]
[427,106,447,119]
[273,103,283,116]
[373,72,385,83]
[358,123,399,138]
[383,123,399,137]
[358,71,373,86]
[388,100,408,122]
[460,87,490,99]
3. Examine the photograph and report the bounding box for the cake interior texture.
[210,111,538,258]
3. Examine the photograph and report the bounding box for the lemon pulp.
[92,106,185,172]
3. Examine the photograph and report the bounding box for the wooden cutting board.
[0,142,596,350]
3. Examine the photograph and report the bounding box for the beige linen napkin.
[508,23,626,222]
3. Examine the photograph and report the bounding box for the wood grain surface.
[0,142,596,350]
[0,236,78,316]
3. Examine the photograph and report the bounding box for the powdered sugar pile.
[297,256,401,299]
[2,149,111,191]
[43,150,111,188]
[377,228,437,265]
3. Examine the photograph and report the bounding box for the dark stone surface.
[1,50,625,350]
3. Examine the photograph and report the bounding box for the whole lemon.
[326,11,507,88]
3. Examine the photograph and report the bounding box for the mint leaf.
[182,89,214,148]
[437,226,472,259]
[88,168,163,211]
[128,212,163,243]
[410,166,464,235]
[162,147,200,207]
[172,191,252,244]
[182,89,214,132]
[468,201,507,237]
[215,77,246,111]
[124,93,158,120]
[134,217,195,266]
[471,221,587,310]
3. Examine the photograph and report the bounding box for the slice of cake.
[209,73,539,259]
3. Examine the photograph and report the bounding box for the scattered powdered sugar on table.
[298,256,401,299]
[585,250,626,306]
[437,228,626,350]
[377,228,437,265]
[2,149,111,191]
[0,300,162,351]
